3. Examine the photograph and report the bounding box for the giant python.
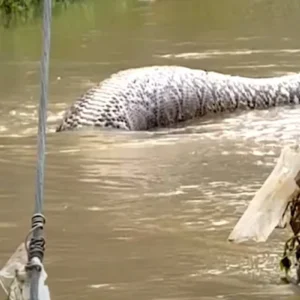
[56,66,300,132]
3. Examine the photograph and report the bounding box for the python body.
[56,66,300,132]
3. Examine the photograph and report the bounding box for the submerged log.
[228,144,300,243]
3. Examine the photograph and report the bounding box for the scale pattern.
[56,65,300,131]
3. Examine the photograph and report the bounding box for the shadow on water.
[1,0,300,299]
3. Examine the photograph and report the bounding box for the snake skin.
[56,65,300,131]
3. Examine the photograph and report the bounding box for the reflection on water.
[1,0,300,299]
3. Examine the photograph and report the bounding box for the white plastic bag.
[0,243,50,300]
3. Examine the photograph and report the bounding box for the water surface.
[1,0,300,299]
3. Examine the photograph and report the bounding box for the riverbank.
[0,0,78,27]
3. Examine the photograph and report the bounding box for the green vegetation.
[0,0,78,27]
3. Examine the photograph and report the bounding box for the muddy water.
[1,0,300,299]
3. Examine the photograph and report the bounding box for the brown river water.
[1,0,300,299]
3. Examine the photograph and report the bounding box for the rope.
[25,0,52,299]
[35,0,51,216]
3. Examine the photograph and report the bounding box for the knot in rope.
[25,214,46,272]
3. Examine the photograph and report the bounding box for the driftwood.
[228,144,300,243]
